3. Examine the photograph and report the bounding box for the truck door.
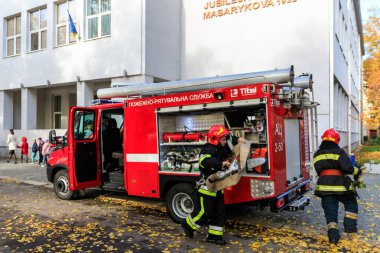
[68,107,101,190]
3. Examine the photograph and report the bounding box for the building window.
[30,7,47,51]
[57,0,77,46]
[6,15,21,56]
[86,0,111,39]
[53,95,62,129]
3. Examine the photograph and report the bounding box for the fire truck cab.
[47,66,318,223]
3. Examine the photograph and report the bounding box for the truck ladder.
[309,90,319,182]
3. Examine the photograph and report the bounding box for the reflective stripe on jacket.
[313,141,360,196]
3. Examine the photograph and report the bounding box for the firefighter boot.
[206,234,227,245]
[344,225,357,233]
[344,213,358,233]
[180,219,194,238]
[327,228,340,245]
[343,218,358,234]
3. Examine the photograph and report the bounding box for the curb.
[0,176,52,188]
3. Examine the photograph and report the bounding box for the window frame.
[53,95,62,129]
[86,0,111,40]
[5,15,21,57]
[29,7,47,52]
[56,0,77,47]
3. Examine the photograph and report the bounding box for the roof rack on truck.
[97,66,295,99]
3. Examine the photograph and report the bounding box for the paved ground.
[0,159,48,185]
[0,161,379,252]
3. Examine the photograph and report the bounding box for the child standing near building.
[41,139,51,167]
[17,137,29,163]
[31,139,38,164]
[37,138,44,165]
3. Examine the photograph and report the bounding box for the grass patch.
[360,145,380,152]
[354,145,380,165]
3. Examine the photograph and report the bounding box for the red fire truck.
[47,66,318,222]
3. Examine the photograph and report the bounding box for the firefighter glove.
[344,176,353,191]
[354,168,363,179]
[357,182,366,188]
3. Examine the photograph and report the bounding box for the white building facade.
[0,0,363,156]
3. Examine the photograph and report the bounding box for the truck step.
[284,196,310,211]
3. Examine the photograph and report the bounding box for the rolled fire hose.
[206,142,253,191]
[208,159,241,182]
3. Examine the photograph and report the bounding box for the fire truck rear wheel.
[53,170,75,200]
[166,183,195,224]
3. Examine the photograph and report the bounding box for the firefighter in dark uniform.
[181,125,245,245]
[314,128,362,244]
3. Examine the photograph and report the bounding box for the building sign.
[203,0,299,20]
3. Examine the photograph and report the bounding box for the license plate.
[288,190,296,200]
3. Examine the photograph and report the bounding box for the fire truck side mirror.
[49,129,66,146]
[49,130,56,145]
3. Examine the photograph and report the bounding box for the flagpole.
[67,8,80,40]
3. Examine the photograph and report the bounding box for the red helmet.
[208,125,229,145]
[321,128,340,144]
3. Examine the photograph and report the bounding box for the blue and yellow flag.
[68,10,78,38]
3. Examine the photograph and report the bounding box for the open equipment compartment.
[157,104,270,176]
[158,111,223,173]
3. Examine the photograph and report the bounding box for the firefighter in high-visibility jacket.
[180,125,245,245]
[314,128,362,245]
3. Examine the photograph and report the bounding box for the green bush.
[370,136,380,145]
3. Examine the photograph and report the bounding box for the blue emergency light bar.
[90,98,125,106]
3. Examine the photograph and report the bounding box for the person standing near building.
[181,125,246,245]
[314,128,362,245]
[37,138,44,165]
[41,139,51,167]
[31,139,38,164]
[17,137,29,163]
[6,129,18,164]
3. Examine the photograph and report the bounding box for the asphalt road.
[0,161,379,252]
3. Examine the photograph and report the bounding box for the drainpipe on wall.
[359,37,364,145]
[348,48,352,155]
[329,0,334,130]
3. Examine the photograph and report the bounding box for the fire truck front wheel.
[53,170,75,200]
[166,183,195,223]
